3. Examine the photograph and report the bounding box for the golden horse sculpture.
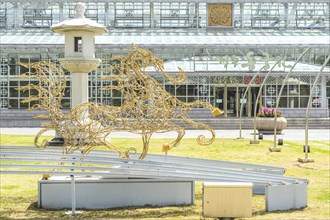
[17,45,222,159]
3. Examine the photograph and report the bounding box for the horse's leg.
[139,133,152,160]
[167,125,185,149]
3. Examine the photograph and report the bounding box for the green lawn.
[0,134,329,219]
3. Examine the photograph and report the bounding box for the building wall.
[0,1,329,120]
[1,2,329,29]
[1,108,329,129]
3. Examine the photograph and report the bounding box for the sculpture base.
[298,158,315,163]
[269,147,281,152]
[266,182,307,211]
[65,211,82,215]
[38,176,194,209]
[258,130,283,135]
[250,140,260,144]
[48,137,64,146]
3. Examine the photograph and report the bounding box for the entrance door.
[227,87,237,116]
[215,87,224,110]
[214,86,239,117]
[251,87,260,117]
[214,86,260,117]
[238,87,247,117]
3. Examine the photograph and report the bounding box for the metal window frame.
[23,8,52,28]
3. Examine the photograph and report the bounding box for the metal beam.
[0,145,286,174]
[0,146,308,195]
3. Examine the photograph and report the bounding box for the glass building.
[0,0,329,119]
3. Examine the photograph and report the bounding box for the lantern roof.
[51,2,108,35]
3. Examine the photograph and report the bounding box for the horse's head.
[127,45,187,84]
[128,44,164,70]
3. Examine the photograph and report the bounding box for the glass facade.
[262,76,322,109]
[0,0,329,117]
[0,48,327,113]
[0,2,329,29]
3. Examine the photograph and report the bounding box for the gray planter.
[256,117,287,134]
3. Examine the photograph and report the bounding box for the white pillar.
[290,98,295,108]
[240,3,244,28]
[150,3,155,28]
[71,73,89,108]
[236,86,239,117]
[59,3,63,21]
[224,85,227,118]
[248,87,252,117]
[284,3,288,28]
[105,3,109,27]
[321,76,327,108]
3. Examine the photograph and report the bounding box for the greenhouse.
[0,0,329,119]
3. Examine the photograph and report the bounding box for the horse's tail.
[175,99,222,145]
[16,61,66,120]
[185,118,216,146]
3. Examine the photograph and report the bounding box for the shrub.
[257,107,282,118]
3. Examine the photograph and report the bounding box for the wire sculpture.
[17,45,222,159]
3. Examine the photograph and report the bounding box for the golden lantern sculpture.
[17,45,222,159]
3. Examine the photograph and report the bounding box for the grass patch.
[0,133,329,219]
[0,134,53,146]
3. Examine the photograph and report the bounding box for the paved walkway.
[1,127,329,141]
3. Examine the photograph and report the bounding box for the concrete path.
[1,127,329,141]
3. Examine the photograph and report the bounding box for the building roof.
[1,29,329,49]
[2,0,329,3]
